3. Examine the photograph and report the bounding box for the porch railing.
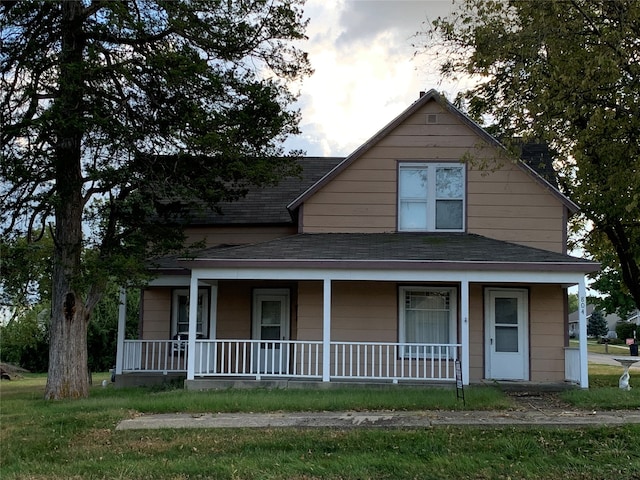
[122,339,461,382]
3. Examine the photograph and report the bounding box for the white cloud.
[284,0,466,156]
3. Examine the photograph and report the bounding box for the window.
[171,288,209,338]
[398,163,464,231]
[399,287,457,357]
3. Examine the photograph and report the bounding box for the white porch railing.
[123,339,188,372]
[332,342,460,382]
[122,339,461,382]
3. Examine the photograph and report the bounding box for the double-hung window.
[171,288,209,339]
[399,287,457,357]
[398,163,465,231]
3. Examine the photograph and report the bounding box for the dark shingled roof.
[179,233,599,272]
[188,157,343,225]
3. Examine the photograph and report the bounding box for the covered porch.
[114,233,595,389]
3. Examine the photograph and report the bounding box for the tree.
[1,0,311,399]
[587,309,608,338]
[427,0,640,311]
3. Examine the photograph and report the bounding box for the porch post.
[210,282,218,340]
[460,279,470,386]
[114,287,126,375]
[322,278,331,382]
[186,273,199,380]
[578,277,589,389]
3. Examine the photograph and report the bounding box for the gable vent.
[426,114,438,124]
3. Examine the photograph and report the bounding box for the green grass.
[569,339,634,355]
[1,373,640,479]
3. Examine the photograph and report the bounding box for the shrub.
[615,322,638,342]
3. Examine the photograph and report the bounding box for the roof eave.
[178,258,600,274]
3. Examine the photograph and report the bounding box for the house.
[568,304,622,339]
[114,90,599,389]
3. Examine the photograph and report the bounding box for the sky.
[284,0,476,157]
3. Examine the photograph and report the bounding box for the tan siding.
[529,285,565,382]
[216,282,253,339]
[141,288,171,340]
[330,282,397,342]
[468,284,484,382]
[301,99,567,253]
[297,281,323,341]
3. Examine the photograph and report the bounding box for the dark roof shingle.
[179,233,598,272]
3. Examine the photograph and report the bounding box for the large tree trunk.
[44,1,90,400]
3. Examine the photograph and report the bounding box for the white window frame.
[171,288,209,338]
[398,162,465,232]
[398,286,458,358]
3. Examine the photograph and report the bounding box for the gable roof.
[178,232,599,273]
[288,90,578,214]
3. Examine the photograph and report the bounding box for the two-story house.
[114,90,598,389]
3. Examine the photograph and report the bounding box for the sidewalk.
[116,408,640,430]
[117,357,640,431]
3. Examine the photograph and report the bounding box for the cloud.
[285,0,465,157]
[336,0,451,49]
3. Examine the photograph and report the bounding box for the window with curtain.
[399,287,457,357]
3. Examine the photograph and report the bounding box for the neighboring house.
[568,304,621,339]
[114,90,598,389]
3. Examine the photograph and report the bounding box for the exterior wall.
[467,165,566,253]
[141,288,171,340]
[529,284,566,382]
[301,100,566,253]
[297,281,323,341]
[184,225,297,248]
[215,281,253,339]
[468,284,484,382]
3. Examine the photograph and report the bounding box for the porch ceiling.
[175,232,599,274]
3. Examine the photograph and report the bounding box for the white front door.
[253,289,290,374]
[485,288,529,380]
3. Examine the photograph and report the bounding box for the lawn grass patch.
[560,365,640,410]
[2,373,640,479]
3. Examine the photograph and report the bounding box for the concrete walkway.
[116,355,640,431]
[117,408,640,430]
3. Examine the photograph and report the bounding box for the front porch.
[114,232,600,389]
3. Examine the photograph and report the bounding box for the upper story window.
[398,163,465,232]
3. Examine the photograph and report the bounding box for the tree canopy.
[427,0,640,315]
[1,0,311,399]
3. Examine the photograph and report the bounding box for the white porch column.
[210,282,218,340]
[114,287,127,375]
[460,279,470,386]
[186,273,199,380]
[578,277,589,389]
[322,278,332,382]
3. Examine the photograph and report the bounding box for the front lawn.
[1,372,639,479]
